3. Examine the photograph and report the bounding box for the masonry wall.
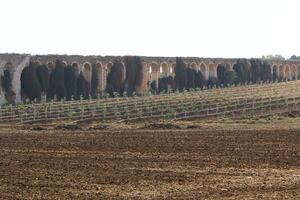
[1,53,300,105]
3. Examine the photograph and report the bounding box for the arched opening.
[47,62,55,71]
[61,61,67,68]
[106,62,113,74]
[82,62,92,82]
[200,63,208,80]
[71,62,80,75]
[160,62,169,76]
[2,63,15,103]
[208,63,216,78]
[150,62,159,89]
[190,62,198,71]
[170,63,175,74]
[225,63,232,70]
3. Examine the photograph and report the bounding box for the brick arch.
[47,62,55,71]
[208,63,216,78]
[199,63,208,79]
[82,62,92,82]
[170,63,176,74]
[190,62,198,71]
[160,62,169,76]
[149,62,159,88]
[285,65,291,80]
[291,65,297,79]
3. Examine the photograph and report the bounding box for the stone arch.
[208,63,217,78]
[190,62,198,71]
[82,62,92,82]
[285,65,291,80]
[47,62,55,71]
[106,62,113,74]
[170,63,176,73]
[71,62,80,75]
[149,62,159,88]
[199,63,208,79]
[225,63,232,70]
[160,62,169,76]
[291,65,297,79]
[61,61,68,67]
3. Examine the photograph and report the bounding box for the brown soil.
[0,125,299,199]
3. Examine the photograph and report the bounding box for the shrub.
[21,62,42,101]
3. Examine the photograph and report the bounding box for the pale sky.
[0,0,299,58]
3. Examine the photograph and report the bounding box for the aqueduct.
[1,53,300,105]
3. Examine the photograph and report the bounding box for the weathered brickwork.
[1,53,300,105]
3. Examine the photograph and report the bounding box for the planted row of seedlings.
[1,80,300,124]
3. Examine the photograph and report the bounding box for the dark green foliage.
[21,62,42,101]
[290,55,300,60]
[217,64,227,86]
[158,76,175,92]
[186,68,195,89]
[1,69,12,93]
[150,81,157,93]
[207,77,218,88]
[1,69,16,104]
[106,60,125,95]
[36,64,49,94]
[91,64,99,98]
[194,71,206,88]
[174,57,187,90]
[64,65,78,100]
[77,72,90,99]
[249,59,261,83]
[224,70,236,86]
[260,61,271,82]
[48,59,65,100]
[233,59,251,84]
[124,56,143,95]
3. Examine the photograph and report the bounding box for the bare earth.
[0,122,299,199]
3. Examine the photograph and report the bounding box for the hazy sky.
[0,0,299,58]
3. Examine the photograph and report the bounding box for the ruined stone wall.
[1,53,300,105]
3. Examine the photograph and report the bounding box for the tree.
[1,69,15,104]
[194,71,206,88]
[260,60,271,82]
[174,57,187,90]
[217,64,227,86]
[186,68,195,89]
[124,56,143,95]
[48,59,66,100]
[233,59,251,84]
[91,64,99,98]
[106,60,125,95]
[21,62,42,101]
[64,65,78,100]
[77,72,90,99]
[36,64,49,96]
[250,59,261,83]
